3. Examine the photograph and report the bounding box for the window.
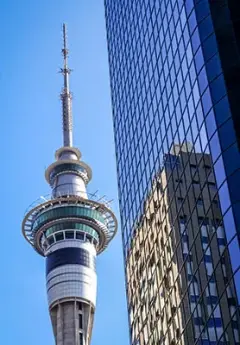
[182,234,188,242]
[164,276,170,289]
[55,232,64,241]
[149,253,155,267]
[183,253,192,261]
[228,297,237,306]
[214,218,221,227]
[180,215,187,224]
[190,164,197,177]
[135,250,140,260]
[86,235,92,243]
[188,275,198,282]
[192,179,199,185]
[48,236,54,245]
[206,296,218,304]
[217,238,226,246]
[208,275,215,283]
[194,317,204,326]
[201,236,208,244]
[208,181,216,189]
[207,318,222,328]
[204,255,212,263]
[154,200,158,210]
[176,328,180,339]
[213,199,219,207]
[79,314,83,329]
[79,333,83,345]
[162,205,165,214]
[65,231,74,239]
[157,181,163,193]
[190,295,199,303]
[150,213,155,223]
[76,232,84,240]
[178,197,184,203]
[160,238,164,249]
[204,164,211,175]
[45,222,99,241]
[196,198,203,206]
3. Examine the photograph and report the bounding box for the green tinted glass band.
[45,222,99,241]
[32,206,105,232]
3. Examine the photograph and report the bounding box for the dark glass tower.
[104,1,240,344]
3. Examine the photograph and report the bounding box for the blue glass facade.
[105,1,240,344]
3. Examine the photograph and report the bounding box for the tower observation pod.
[22,24,117,345]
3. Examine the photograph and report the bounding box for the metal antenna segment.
[61,23,73,147]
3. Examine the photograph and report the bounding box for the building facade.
[104,1,240,345]
[22,25,117,345]
[126,145,239,344]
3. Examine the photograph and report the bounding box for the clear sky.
[1,1,129,344]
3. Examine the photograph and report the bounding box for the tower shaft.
[22,23,117,345]
[50,301,93,345]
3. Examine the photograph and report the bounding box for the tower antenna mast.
[61,23,73,147]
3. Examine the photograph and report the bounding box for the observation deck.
[22,192,117,256]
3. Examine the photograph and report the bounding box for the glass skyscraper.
[104,1,240,345]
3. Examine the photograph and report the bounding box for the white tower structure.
[22,24,117,345]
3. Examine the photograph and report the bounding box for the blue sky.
[1,1,129,344]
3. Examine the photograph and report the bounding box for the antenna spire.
[61,23,73,147]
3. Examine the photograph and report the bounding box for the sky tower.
[22,24,117,345]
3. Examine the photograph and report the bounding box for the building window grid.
[106,0,240,344]
[124,155,238,342]
[198,226,236,342]
[200,229,227,341]
[148,168,219,334]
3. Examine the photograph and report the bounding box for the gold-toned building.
[126,145,240,345]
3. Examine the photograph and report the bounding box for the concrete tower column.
[21,24,117,345]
